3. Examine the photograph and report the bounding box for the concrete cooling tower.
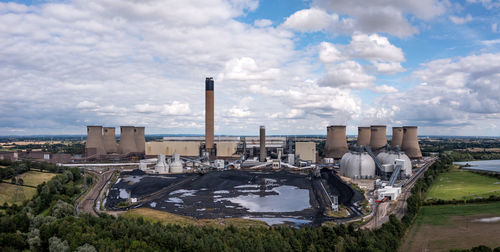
[369,125,387,153]
[205,77,214,151]
[103,127,118,154]
[118,126,137,154]
[391,127,403,149]
[134,127,145,154]
[401,126,422,159]
[260,126,266,162]
[86,126,106,156]
[357,127,371,146]
[325,125,348,159]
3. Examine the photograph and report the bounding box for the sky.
[0,0,499,136]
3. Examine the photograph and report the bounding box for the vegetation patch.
[11,171,57,187]
[426,168,500,201]
[123,208,269,228]
[0,183,37,205]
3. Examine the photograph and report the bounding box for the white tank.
[340,151,376,179]
[169,154,183,173]
[376,151,412,177]
[155,154,169,174]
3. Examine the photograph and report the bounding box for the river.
[453,160,500,173]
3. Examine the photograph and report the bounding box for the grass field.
[0,183,37,205]
[0,171,57,205]
[4,171,57,187]
[426,168,500,201]
[123,208,269,228]
[402,202,500,251]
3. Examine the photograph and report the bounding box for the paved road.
[76,168,116,216]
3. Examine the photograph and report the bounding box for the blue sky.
[0,0,499,136]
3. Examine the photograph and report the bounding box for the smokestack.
[357,127,371,146]
[134,126,145,154]
[369,125,387,154]
[391,127,403,149]
[205,77,214,151]
[325,125,348,159]
[401,126,422,159]
[85,126,106,156]
[260,126,266,162]
[118,126,137,154]
[103,127,118,154]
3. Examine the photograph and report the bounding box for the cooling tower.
[357,127,371,146]
[324,125,348,159]
[391,127,403,148]
[205,77,214,151]
[401,126,422,159]
[260,126,266,162]
[118,126,137,154]
[85,126,106,156]
[369,125,387,153]
[134,126,145,154]
[103,127,118,154]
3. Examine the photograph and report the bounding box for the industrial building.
[85,125,145,157]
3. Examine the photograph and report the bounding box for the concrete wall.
[146,141,201,156]
[295,142,316,163]
[216,142,239,157]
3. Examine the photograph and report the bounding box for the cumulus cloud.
[371,53,500,131]
[307,0,446,37]
[449,14,473,24]
[282,8,350,32]
[220,57,280,81]
[466,0,500,9]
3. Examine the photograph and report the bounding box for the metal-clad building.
[295,142,316,163]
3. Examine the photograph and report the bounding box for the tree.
[51,200,75,218]
[49,236,70,252]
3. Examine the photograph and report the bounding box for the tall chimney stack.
[391,127,403,149]
[205,77,214,151]
[260,126,266,162]
[357,127,371,146]
[401,126,422,159]
[369,125,387,154]
[325,125,348,159]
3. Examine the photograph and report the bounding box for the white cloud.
[311,0,446,37]
[254,19,272,27]
[77,101,98,109]
[449,14,473,24]
[321,60,375,89]
[220,57,280,81]
[283,8,341,32]
[346,33,405,62]
[492,23,498,32]
[466,0,500,9]
[319,42,344,63]
[371,84,398,93]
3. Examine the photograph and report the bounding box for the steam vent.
[357,127,371,146]
[325,125,348,159]
[85,126,106,156]
[391,127,403,148]
[103,127,118,154]
[205,77,214,151]
[401,126,422,159]
[369,125,387,154]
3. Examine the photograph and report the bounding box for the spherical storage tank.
[340,152,376,179]
[376,151,412,177]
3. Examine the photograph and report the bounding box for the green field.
[403,202,500,251]
[0,183,37,205]
[426,168,500,201]
[2,171,57,187]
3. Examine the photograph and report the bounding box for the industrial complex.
[0,77,434,226]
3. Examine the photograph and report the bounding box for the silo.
[85,126,106,156]
[134,127,145,154]
[325,125,348,159]
[118,126,137,154]
[391,127,403,148]
[103,127,118,154]
[259,126,266,162]
[401,126,422,159]
[340,151,375,179]
[205,77,214,151]
[357,127,371,146]
[369,125,387,153]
